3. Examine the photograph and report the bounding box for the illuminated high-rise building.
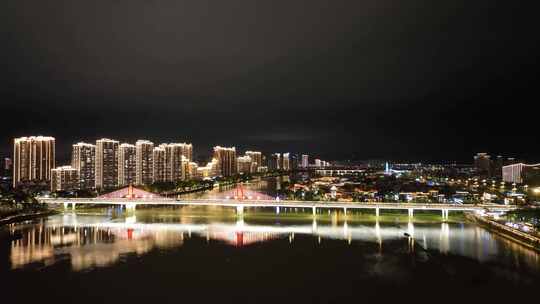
[136,140,154,186]
[245,151,262,170]
[71,142,95,189]
[237,155,253,174]
[152,146,166,183]
[95,139,119,189]
[51,166,79,192]
[118,143,136,187]
[179,143,193,162]
[213,146,237,177]
[282,153,290,171]
[301,154,309,168]
[161,143,191,182]
[502,163,540,184]
[13,136,55,188]
[268,153,281,171]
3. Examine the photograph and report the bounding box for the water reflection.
[10,219,184,271]
[5,208,540,272]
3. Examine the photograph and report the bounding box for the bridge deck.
[38,198,516,212]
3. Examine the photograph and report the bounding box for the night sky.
[2,1,539,162]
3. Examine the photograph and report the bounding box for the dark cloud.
[1,1,539,162]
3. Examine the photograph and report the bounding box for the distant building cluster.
[474,153,517,178]
[11,136,327,192]
[474,152,540,185]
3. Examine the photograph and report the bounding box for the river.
[1,176,540,303]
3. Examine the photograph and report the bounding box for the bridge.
[37,185,516,220]
[37,197,516,220]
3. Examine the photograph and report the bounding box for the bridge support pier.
[276,206,280,214]
[312,206,316,216]
[376,207,380,217]
[408,208,414,218]
[72,203,76,210]
[237,206,244,216]
[343,208,347,217]
[63,202,68,210]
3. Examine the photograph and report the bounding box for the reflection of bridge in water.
[59,217,440,244]
[51,212,466,251]
[10,213,540,272]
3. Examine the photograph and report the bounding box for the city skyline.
[9,135,335,191]
[4,134,539,165]
[7,134,331,163]
[11,133,540,193]
[7,134,540,168]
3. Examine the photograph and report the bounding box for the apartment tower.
[71,142,95,189]
[13,136,55,187]
[95,138,119,189]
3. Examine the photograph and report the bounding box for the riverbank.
[0,209,58,226]
[466,212,540,252]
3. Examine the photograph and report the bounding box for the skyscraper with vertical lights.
[178,143,193,162]
[268,153,281,171]
[245,151,262,171]
[95,138,119,190]
[118,143,136,187]
[136,140,154,186]
[301,154,309,168]
[237,155,253,174]
[152,145,166,183]
[71,142,95,189]
[213,146,237,177]
[162,143,191,182]
[13,136,55,188]
[282,153,290,171]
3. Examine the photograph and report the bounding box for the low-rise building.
[51,166,79,192]
[237,155,253,174]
